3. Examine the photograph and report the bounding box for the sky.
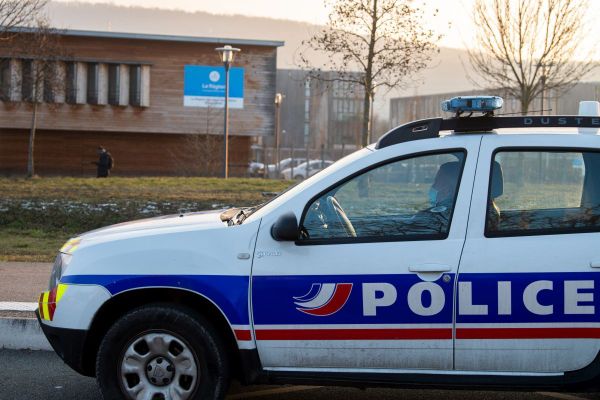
[53,0,599,58]
[53,0,476,49]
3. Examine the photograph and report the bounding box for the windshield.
[245,147,374,222]
[220,180,303,225]
[222,159,323,225]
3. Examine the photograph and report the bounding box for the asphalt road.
[2,349,600,400]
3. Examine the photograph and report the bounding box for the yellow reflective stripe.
[59,239,74,252]
[60,238,81,254]
[38,293,46,320]
[42,291,50,321]
[56,284,68,303]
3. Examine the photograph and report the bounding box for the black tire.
[96,304,229,400]
[294,175,304,181]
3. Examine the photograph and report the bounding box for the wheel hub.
[120,332,198,400]
[146,356,175,386]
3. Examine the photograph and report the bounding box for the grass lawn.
[0,228,70,262]
[0,177,292,262]
[0,177,290,203]
[2,176,583,263]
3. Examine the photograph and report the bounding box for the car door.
[251,136,480,371]
[456,134,600,373]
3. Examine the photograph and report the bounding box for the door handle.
[590,261,600,268]
[409,264,452,273]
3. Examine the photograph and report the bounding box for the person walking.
[93,146,114,178]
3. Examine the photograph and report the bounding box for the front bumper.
[36,310,92,376]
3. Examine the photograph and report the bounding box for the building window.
[108,64,120,105]
[65,61,77,104]
[43,61,58,103]
[129,64,142,106]
[0,58,10,101]
[21,59,34,102]
[87,62,99,104]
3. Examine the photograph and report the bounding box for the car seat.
[488,161,504,231]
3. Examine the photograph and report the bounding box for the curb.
[0,318,51,351]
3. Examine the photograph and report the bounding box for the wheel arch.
[82,287,252,381]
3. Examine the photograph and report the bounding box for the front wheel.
[96,304,229,400]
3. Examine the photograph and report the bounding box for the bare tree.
[0,0,46,38]
[10,22,67,177]
[299,0,441,147]
[170,103,225,176]
[0,0,52,177]
[469,0,597,114]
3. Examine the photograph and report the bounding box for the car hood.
[80,209,226,240]
[63,208,261,277]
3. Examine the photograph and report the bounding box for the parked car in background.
[247,160,265,177]
[266,157,307,178]
[281,159,334,180]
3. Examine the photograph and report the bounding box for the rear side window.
[486,150,600,237]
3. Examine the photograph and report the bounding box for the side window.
[486,150,600,236]
[301,151,466,241]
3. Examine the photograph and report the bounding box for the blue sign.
[183,65,244,109]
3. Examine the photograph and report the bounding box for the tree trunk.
[520,86,532,115]
[361,90,372,147]
[520,98,530,115]
[360,0,377,148]
[27,102,38,178]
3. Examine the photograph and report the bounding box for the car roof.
[377,115,600,149]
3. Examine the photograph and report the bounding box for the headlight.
[49,252,72,290]
[50,237,81,290]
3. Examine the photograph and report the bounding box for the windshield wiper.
[219,208,240,224]
[234,206,260,225]
[220,206,260,226]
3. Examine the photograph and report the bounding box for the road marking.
[537,392,589,400]
[0,302,38,311]
[227,386,321,399]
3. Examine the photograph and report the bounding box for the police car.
[38,96,600,399]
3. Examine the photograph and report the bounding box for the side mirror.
[271,212,299,241]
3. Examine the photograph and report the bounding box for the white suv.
[281,159,334,180]
[266,157,306,178]
[38,98,600,399]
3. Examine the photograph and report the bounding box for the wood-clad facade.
[0,30,282,176]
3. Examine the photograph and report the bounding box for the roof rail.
[376,115,600,149]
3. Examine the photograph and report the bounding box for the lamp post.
[537,61,554,116]
[274,93,284,176]
[215,45,240,178]
[541,73,546,115]
[369,82,376,142]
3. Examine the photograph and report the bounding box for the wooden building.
[270,69,365,163]
[0,29,283,176]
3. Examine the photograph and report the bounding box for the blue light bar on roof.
[441,95,503,114]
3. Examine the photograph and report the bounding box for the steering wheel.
[324,196,356,238]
